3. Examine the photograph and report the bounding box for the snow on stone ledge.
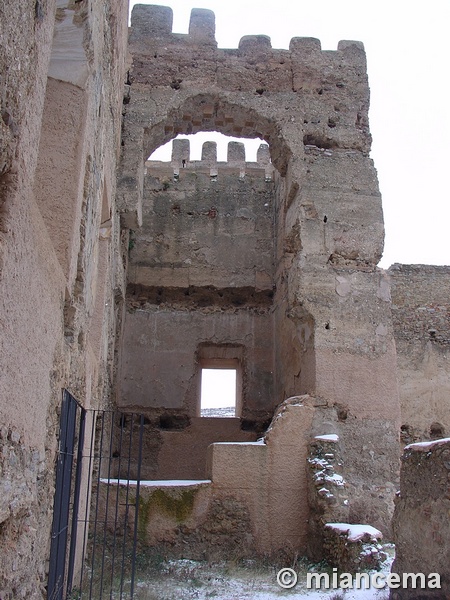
[325,523,383,542]
[404,437,450,452]
[100,479,211,487]
[315,434,339,442]
[212,440,266,446]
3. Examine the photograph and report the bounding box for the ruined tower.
[116,3,401,549]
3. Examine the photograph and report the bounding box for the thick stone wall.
[0,0,128,596]
[120,145,275,413]
[389,264,450,444]
[391,438,450,599]
[1,3,61,597]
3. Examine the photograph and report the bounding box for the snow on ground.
[132,546,395,600]
[213,440,266,445]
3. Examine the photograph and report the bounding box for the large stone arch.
[141,93,292,176]
[117,85,305,232]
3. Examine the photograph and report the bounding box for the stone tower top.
[121,4,374,228]
[130,4,365,57]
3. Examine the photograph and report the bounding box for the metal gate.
[48,390,145,600]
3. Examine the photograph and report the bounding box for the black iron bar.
[66,405,87,595]
[130,415,144,597]
[78,409,97,597]
[109,411,125,596]
[48,390,78,600]
[88,411,107,599]
[119,413,134,598]
[98,411,115,598]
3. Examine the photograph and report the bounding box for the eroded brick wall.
[0,0,128,596]
[389,264,450,444]
[391,438,450,599]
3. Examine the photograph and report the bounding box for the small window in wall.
[200,366,237,417]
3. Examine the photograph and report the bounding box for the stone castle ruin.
[1,1,449,598]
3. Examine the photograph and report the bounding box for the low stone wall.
[391,437,450,599]
[306,432,386,572]
[97,480,239,561]
[98,396,318,561]
[306,433,349,560]
[323,523,385,573]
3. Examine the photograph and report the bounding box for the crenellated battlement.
[122,4,374,230]
[129,5,370,160]
[146,139,274,180]
[130,5,217,46]
[130,5,365,59]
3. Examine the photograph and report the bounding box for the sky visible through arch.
[130,0,450,268]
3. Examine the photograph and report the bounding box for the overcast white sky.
[130,0,450,268]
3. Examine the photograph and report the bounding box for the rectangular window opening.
[200,367,237,417]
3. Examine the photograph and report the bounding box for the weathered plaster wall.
[389,264,450,444]
[34,78,89,282]
[391,438,450,599]
[0,0,128,596]
[120,149,275,417]
[120,307,274,416]
[1,2,62,597]
[206,398,316,556]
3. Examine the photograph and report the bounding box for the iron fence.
[48,391,145,599]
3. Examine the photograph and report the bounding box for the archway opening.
[141,93,291,176]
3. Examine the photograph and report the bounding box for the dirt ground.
[130,546,395,600]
